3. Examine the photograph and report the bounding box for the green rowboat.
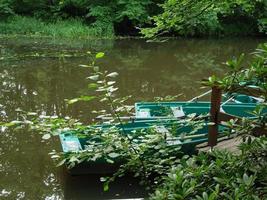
[135,101,265,119]
[59,94,265,174]
[59,119,228,174]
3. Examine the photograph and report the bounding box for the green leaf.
[103,182,109,192]
[42,134,51,140]
[88,83,98,89]
[108,152,120,158]
[106,72,118,78]
[106,158,114,164]
[69,156,79,163]
[79,96,96,102]
[87,75,99,81]
[243,173,253,186]
[27,112,37,116]
[67,98,79,104]
[96,52,105,59]
[93,66,99,72]
[79,64,91,68]
[107,81,116,85]
[3,122,16,127]
[100,177,107,182]
[56,159,66,167]
[51,155,60,159]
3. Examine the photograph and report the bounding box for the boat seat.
[60,134,82,152]
[154,125,182,145]
[136,106,185,118]
[136,108,151,118]
[171,106,185,118]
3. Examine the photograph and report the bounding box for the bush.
[150,137,267,200]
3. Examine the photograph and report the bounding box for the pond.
[0,36,265,199]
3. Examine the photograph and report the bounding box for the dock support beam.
[208,87,222,147]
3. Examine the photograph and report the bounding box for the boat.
[59,93,265,174]
[230,94,263,103]
[134,92,265,119]
[135,101,265,119]
[59,119,229,174]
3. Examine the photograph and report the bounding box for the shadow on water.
[60,170,147,200]
[0,36,266,199]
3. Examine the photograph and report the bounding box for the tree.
[141,0,267,38]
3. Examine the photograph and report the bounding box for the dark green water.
[0,37,265,199]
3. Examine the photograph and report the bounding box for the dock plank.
[196,136,242,154]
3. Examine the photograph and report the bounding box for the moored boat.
[135,101,265,119]
[59,119,228,174]
[59,93,265,174]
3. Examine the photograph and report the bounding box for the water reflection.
[0,37,265,199]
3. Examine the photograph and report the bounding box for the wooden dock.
[196,136,242,154]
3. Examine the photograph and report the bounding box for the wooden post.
[208,87,222,147]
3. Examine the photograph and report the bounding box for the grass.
[0,15,114,38]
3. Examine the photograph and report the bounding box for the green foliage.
[1,0,267,37]
[202,43,267,100]
[141,0,267,38]
[0,15,113,38]
[0,0,14,19]
[158,42,267,200]
[0,0,159,37]
[150,137,267,200]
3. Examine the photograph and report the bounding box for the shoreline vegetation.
[0,15,114,39]
[0,1,267,39]
[0,15,266,39]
